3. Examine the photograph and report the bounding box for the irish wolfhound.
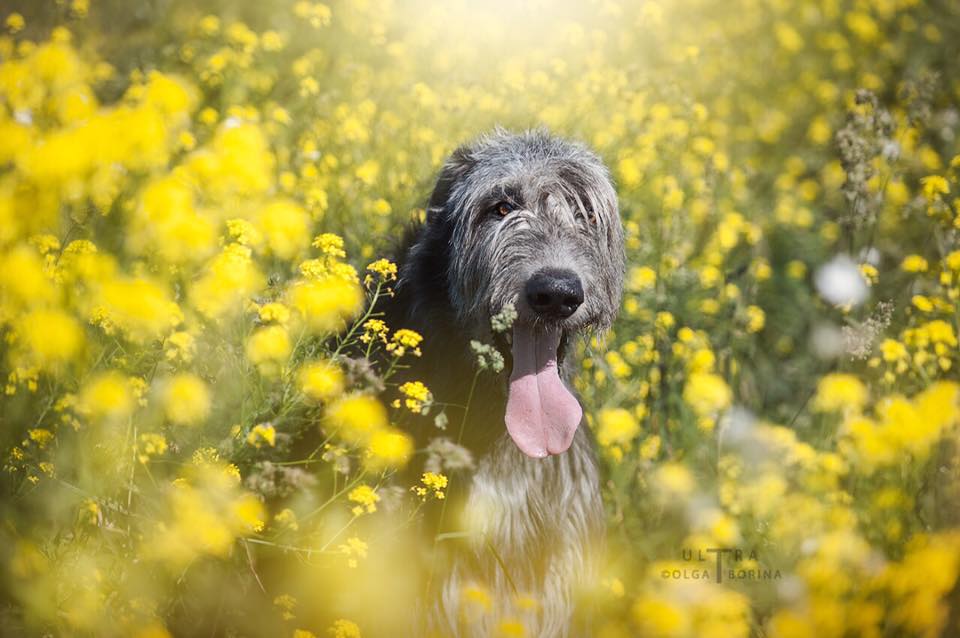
[383,129,624,637]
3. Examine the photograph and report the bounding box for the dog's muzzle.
[524,268,584,320]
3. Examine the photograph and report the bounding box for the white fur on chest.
[432,429,604,638]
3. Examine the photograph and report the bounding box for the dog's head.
[419,129,625,458]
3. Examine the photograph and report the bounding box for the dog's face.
[430,130,625,334]
[425,130,625,457]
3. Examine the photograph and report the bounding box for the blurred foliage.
[1,0,960,636]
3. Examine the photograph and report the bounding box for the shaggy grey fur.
[385,129,624,637]
[406,129,623,335]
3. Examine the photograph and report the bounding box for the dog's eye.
[493,201,516,217]
[577,208,598,225]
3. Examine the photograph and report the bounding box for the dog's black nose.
[525,269,584,319]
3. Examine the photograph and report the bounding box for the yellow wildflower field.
[1,0,960,636]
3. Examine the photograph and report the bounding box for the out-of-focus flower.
[364,427,413,470]
[10,309,83,373]
[327,618,361,638]
[815,255,869,307]
[78,371,134,421]
[325,394,387,444]
[161,373,211,426]
[288,278,363,334]
[246,423,277,448]
[299,360,345,401]
[246,325,292,376]
[348,485,380,515]
[683,373,732,418]
[596,408,640,448]
[814,373,867,413]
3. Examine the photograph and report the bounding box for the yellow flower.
[0,245,58,312]
[386,329,423,357]
[683,372,732,416]
[130,176,216,264]
[190,244,265,319]
[745,305,765,333]
[701,299,721,314]
[256,199,311,260]
[911,295,934,313]
[246,423,277,448]
[364,427,414,470]
[162,373,211,426]
[327,618,361,638]
[596,408,640,447]
[354,159,380,186]
[698,265,722,288]
[232,493,266,534]
[164,331,196,363]
[639,435,661,461]
[148,462,263,566]
[627,266,657,291]
[79,371,134,421]
[312,233,346,258]
[655,463,696,496]
[632,595,690,637]
[338,536,368,568]
[258,302,291,325]
[6,13,25,33]
[880,339,908,362]
[298,360,345,402]
[185,123,274,198]
[288,277,364,334]
[365,258,398,285]
[12,309,84,372]
[655,311,675,331]
[767,610,814,638]
[246,325,292,375]
[774,22,804,52]
[398,381,432,414]
[846,11,879,42]
[807,116,831,144]
[945,250,960,272]
[274,509,299,532]
[920,175,949,200]
[299,258,359,282]
[138,433,168,463]
[814,373,867,413]
[93,276,182,342]
[901,255,929,273]
[226,218,263,248]
[325,395,387,444]
[414,471,448,499]
[28,428,54,449]
[294,1,333,28]
[348,485,380,514]
[360,319,389,344]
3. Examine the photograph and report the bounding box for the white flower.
[815,255,868,306]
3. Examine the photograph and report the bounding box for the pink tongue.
[505,324,583,458]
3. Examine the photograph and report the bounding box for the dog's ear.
[426,145,474,223]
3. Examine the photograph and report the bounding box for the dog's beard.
[503,323,582,458]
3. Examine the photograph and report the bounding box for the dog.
[382,129,625,637]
